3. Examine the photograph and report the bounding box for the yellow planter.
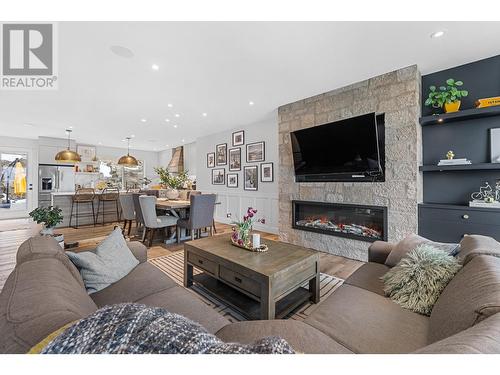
[444,101,461,113]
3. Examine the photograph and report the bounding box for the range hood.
[167,146,184,173]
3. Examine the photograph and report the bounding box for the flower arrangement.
[154,167,189,189]
[231,207,265,249]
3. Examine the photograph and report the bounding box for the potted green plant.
[425,78,469,113]
[29,206,64,245]
[154,167,189,200]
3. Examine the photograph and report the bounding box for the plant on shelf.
[154,167,189,199]
[29,206,63,235]
[425,78,469,114]
[231,207,265,249]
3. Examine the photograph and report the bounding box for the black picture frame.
[228,147,241,171]
[227,173,238,188]
[260,162,274,182]
[232,130,245,146]
[216,143,227,166]
[212,168,225,185]
[243,165,258,191]
[246,141,265,163]
[207,152,215,168]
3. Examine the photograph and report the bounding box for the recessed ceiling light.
[130,134,135,138]
[202,113,208,117]
[140,118,147,123]
[430,30,445,38]
[173,124,178,128]
[181,139,185,143]
[121,139,126,142]
[165,144,169,148]
[68,126,73,129]
[167,103,173,108]
[98,142,102,145]
[249,101,254,106]
[110,45,134,58]
[151,64,159,71]
[174,114,180,118]
[165,118,170,122]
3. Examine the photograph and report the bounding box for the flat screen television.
[291,112,385,182]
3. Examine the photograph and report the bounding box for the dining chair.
[119,193,135,236]
[176,194,217,242]
[186,190,217,233]
[139,195,178,247]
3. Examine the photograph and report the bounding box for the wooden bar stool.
[69,188,96,228]
[96,187,121,225]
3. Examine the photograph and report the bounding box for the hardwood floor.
[0,218,363,291]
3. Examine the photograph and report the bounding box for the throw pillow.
[385,234,460,267]
[66,227,139,294]
[41,303,295,354]
[382,244,462,315]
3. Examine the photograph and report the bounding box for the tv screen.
[291,112,384,182]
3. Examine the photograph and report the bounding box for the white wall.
[196,112,279,233]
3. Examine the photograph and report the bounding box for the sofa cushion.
[459,234,500,265]
[127,241,148,263]
[304,284,429,353]
[135,285,230,334]
[215,319,352,354]
[415,313,500,354]
[0,258,97,353]
[429,255,500,343]
[90,262,177,307]
[345,262,389,296]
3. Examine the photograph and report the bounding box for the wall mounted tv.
[291,112,385,182]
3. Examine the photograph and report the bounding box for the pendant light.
[118,137,138,166]
[55,129,81,163]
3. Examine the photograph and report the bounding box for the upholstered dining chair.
[186,190,217,234]
[176,194,217,242]
[139,195,178,247]
[119,193,135,236]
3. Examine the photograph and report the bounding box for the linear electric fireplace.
[292,200,388,242]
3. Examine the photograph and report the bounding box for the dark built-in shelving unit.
[419,106,500,126]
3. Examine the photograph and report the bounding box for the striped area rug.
[149,250,344,323]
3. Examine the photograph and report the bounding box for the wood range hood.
[167,146,184,173]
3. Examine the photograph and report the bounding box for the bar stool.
[69,188,96,228]
[96,187,121,225]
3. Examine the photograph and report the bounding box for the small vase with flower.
[231,207,268,252]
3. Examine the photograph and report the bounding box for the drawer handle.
[234,276,242,283]
[198,259,203,264]
[462,214,469,219]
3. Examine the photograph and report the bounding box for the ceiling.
[1,21,500,151]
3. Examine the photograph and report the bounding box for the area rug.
[149,250,344,323]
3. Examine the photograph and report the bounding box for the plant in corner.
[29,206,63,235]
[154,167,189,200]
[425,78,468,113]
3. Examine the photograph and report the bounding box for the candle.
[252,233,261,249]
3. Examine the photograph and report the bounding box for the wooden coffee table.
[184,235,320,320]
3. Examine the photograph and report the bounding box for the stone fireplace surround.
[278,66,422,261]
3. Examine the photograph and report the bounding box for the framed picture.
[212,168,225,185]
[228,147,241,171]
[207,152,215,168]
[232,130,245,146]
[490,128,500,163]
[244,166,258,191]
[227,173,238,188]
[77,145,96,162]
[260,162,274,182]
[216,143,227,166]
[246,141,265,163]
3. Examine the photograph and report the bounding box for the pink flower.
[232,232,238,240]
[248,212,254,218]
[259,218,266,224]
[243,215,249,221]
[238,239,243,245]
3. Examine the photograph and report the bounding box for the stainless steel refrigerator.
[38,164,76,208]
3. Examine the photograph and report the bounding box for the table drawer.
[187,252,217,275]
[219,266,261,297]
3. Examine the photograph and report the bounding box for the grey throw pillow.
[66,228,139,294]
[382,244,462,316]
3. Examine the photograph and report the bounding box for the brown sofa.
[1,234,499,354]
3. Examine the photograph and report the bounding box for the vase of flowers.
[231,207,267,251]
[154,167,189,200]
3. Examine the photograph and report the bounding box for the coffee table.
[184,235,320,320]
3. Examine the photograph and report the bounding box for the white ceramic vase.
[166,188,180,200]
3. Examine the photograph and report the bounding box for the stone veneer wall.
[278,65,422,261]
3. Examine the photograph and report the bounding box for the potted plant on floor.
[425,78,469,113]
[29,206,64,246]
[154,167,189,200]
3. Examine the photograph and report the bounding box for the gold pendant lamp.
[118,137,138,166]
[55,129,81,163]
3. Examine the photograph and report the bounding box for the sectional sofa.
[1,234,499,353]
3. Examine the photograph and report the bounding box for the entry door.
[0,149,35,219]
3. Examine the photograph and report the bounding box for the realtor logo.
[1,23,58,89]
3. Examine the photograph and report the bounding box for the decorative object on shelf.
[232,130,245,146]
[475,96,500,108]
[243,165,258,191]
[446,150,455,160]
[424,78,468,113]
[489,128,500,163]
[55,129,81,163]
[228,148,241,171]
[211,168,225,185]
[76,145,96,162]
[246,141,265,162]
[29,206,64,245]
[437,157,471,166]
[469,181,497,208]
[207,152,215,168]
[216,143,227,166]
[260,162,274,182]
[118,137,139,166]
[231,207,267,252]
[154,167,189,200]
[226,173,238,188]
